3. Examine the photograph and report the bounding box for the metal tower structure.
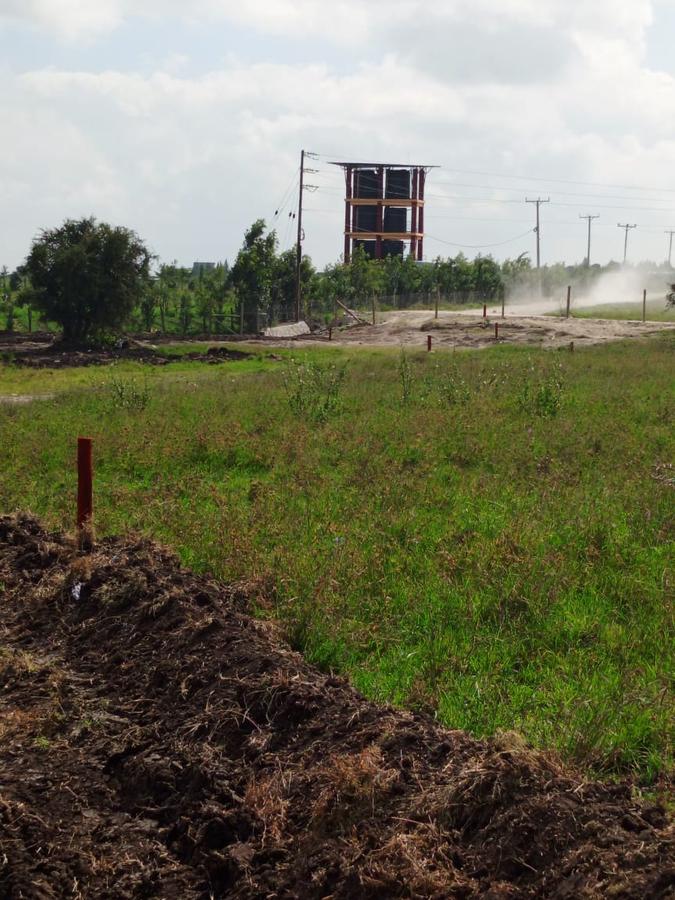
[330,162,437,263]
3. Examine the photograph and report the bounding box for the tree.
[230,220,277,332]
[0,266,12,331]
[25,217,151,344]
[273,249,315,322]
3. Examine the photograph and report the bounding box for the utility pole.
[617,223,637,264]
[665,230,675,268]
[295,150,305,323]
[525,198,550,269]
[579,214,599,267]
[294,150,318,322]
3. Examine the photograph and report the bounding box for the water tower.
[331,162,437,263]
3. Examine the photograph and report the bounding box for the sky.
[2,0,675,271]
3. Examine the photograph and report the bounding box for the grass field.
[572,300,675,322]
[1,336,673,781]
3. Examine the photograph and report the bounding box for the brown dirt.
[293,310,675,351]
[1,338,253,368]
[0,514,672,899]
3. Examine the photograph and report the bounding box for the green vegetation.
[1,337,673,781]
[7,216,675,340]
[572,300,675,322]
[24,217,151,344]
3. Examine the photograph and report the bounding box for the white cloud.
[2,1,675,269]
[0,0,122,38]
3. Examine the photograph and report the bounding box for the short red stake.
[427,335,432,351]
[483,304,487,319]
[77,437,93,533]
[328,326,333,341]
[495,323,499,341]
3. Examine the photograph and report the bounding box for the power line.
[434,168,675,194]
[424,229,534,250]
[311,152,675,194]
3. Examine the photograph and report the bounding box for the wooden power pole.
[665,230,675,268]
[579,214,599,267]
[295,150,305,323]
[525,198,550,269]
[294,150,318,322]
[618,223,637,264]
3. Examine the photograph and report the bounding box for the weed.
[105,375,150,410]
[518,365,564,418]
[283,357,346,423]
[421,361,470,407]
[398,348,414,404]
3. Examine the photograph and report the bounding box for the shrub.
[283,357,346,423]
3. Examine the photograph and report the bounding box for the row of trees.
[3,215,672,343]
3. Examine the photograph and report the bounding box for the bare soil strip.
[298,310,675,350]
[0,515,672,898]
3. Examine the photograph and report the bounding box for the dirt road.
[299,308,675,351]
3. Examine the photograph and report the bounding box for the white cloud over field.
[2,0,675,268]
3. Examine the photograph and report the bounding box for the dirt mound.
[5,341,252,368]
[0,515,672,899]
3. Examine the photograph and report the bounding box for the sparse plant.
[105,375,150,411]
[421,361,470,407]
[518,366,564,418]
[398,347,414,404]
[283,357,346,423]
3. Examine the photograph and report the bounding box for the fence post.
[643,289,647,323]
[435,288,439,320]
[372,295,376,325]
[501,290,505,319]
[77,437,93,549]
[427,335,432,352]
[495,323,499,341]
[483,304,487,319]
[239,301,244,335]
[566,285,571,319]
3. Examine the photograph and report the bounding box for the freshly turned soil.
[0,514,672,898]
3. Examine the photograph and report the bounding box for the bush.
[283,357,346,423]
[518,367,564,418]
[105,375,150,411]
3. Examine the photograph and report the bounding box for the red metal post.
[417,168,426,261]
[375,166,384,260]
[77,437,93,531]
[483,304,487,318]
[410,167,419,258]
[344,166,352,263]
[495,323,499,340]
[427,335,432,351]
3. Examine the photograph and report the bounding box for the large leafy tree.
[230,220,277,332]
[273,248,315,322]
[25,217,151,344]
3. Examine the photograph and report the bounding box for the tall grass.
[1,336,673,780]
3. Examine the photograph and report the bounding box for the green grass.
[1,336,673,781]
[571,300,675,322]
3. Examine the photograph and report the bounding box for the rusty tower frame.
[331,161,437,263]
